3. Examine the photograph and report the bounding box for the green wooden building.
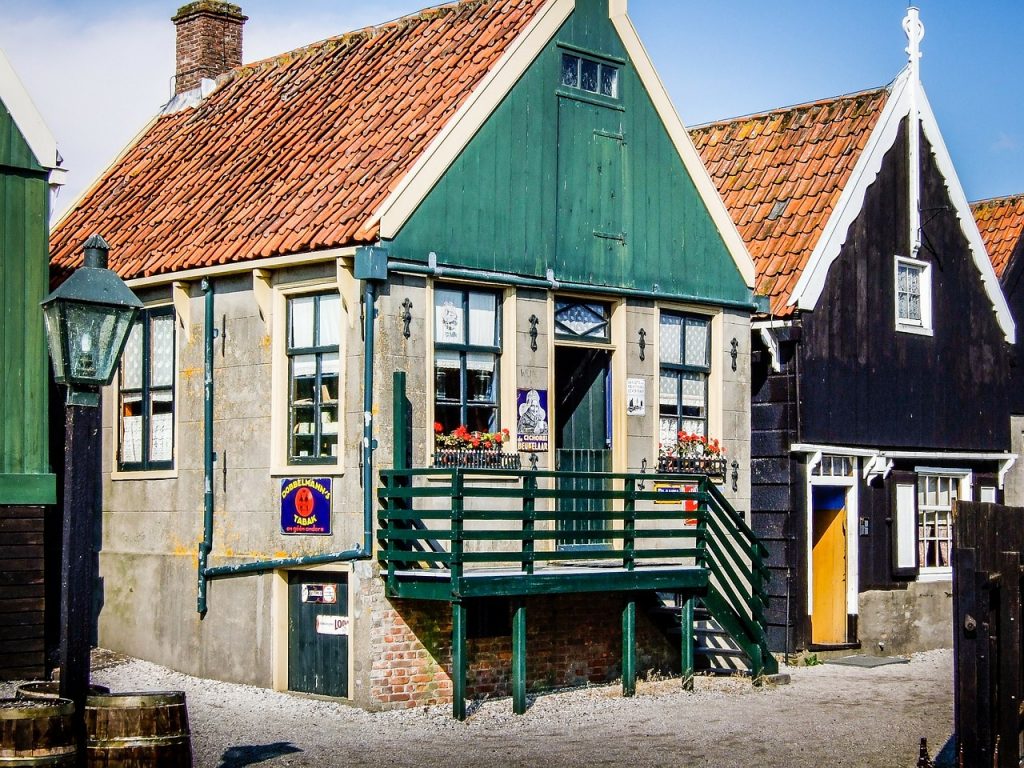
[50,0,774,714]
[0,47,65,680]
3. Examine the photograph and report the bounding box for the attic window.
[561,53,618,99]
[767,199,790,221]
[894,255,933,336]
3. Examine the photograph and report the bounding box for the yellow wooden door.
[811,491,847,645]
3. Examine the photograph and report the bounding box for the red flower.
[434,422,443,434]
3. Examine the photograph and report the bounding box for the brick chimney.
[172,1,247,95]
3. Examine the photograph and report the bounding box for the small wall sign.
[654,481,699,526]
[281,478,332,535]
[517,388,549,452]
[316,615,349,636]
[626,378,646,416]
[301,584,338,604]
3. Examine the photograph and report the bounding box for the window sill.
[111,468,178,481]
[917,568,952,583]
[895,323,933,337]
[270,466,345,478]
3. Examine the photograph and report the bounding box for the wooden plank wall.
[953,500,1024,767]
[0,505,46,680]
[750,331,806,651]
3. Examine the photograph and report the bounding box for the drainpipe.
[198,278,215,615]
[387,257,759,313]
[197,250,385,607]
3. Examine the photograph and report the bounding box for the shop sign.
[654,481,699,526]
[281,478,332,535]
[626,378,646,416]
[516,388,549,452]
[316,615,349,636]
[301,584,338,604]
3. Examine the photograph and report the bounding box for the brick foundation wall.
[369,591,678,710]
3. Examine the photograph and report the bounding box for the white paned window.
[118,307,175,470]
[659,312,711,442]
[287,292,341,463]
[434,286,501,434]
[917,474,958,571]
[895,256,933,334]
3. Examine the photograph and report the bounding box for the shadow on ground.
[218,742,302,767]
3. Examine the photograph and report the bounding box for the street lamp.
[41,234,141,765]
[42,234,142,405]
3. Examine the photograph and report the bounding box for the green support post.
[452,601,467,721]
[622,599,636,697]
[512,600,527,715]
[680,594,695,691]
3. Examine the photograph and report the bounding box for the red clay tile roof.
[971,195,1024,280]
[50,0,547,280]
[689,87,891,316]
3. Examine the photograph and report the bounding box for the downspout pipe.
[387,258,759,313]
[198,278,215,615]
[198,251,383,599]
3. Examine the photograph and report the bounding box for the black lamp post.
[41,234,141,764]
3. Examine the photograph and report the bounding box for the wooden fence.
[953,500,1024,767]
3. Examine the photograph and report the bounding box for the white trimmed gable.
[787,69,1015,343]
[0,48,63,183]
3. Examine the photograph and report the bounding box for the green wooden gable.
[0,101,56,505]
[387,0,750,306]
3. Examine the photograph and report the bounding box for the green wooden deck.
[381,373,775,719]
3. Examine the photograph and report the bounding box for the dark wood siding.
[799,119,1011,451]
[750,333,807,651]
[999,235,1024,414]
[0,505,46,680]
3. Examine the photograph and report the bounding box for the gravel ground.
[2,649,953,768]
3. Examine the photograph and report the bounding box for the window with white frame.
[917,474,958,570]
[287,292,341,464]
[118,307,175,470]
[560,53,619,99]
[659,312,711,447]
[433,287,501,434]
[895,256,932,333]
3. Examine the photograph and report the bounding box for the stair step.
[696,651,745,663]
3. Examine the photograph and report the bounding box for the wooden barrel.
[85,691,191,768]
[16,683,110,702]
[0,697,76,766]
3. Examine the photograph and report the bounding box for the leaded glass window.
[118,307,175,470]
[554,300,610,341]
[659,312,711,444]
[434,287,501,434]
[287,293,341,463]
[560,53,619,99]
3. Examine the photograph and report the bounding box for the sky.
[1,0,1022,220]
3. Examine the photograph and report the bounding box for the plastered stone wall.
[1004,415,1024,506]
[96,269,753,702]
[857,581,953,655]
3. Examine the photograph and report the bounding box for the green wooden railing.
[377,466,777,676]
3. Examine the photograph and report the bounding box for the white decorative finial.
[903,7,925,71]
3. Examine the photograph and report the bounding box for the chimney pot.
[172,1,247,95]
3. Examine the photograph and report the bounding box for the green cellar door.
[288,571,349,698]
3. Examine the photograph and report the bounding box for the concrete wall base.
[857,582,953,656]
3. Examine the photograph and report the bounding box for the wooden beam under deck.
[385,564,708,601]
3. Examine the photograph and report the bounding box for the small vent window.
[561,53,618,99]
[812,455,853,477]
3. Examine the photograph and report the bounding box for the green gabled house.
[50,0,771,715]
[0,47,65,679]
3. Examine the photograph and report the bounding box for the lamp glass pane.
[64,302,135,384]
[42,304,66,380]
